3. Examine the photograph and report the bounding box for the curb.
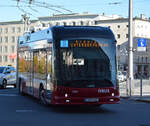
[120,96,130,99]
[135,99,150,103]
[120,96,150,103]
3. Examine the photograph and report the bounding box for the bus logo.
[98,89,110,93]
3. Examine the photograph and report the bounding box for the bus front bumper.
[51,96,120,105]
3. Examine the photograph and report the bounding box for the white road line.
[6,85,14,88]
[0,94,18,96]
[16,110,33,113]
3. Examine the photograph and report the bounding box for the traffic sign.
[138,38,146,47]
[137,38,146,51]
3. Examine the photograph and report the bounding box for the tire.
[19,81,24,95]
[39,86,47,105]
[2,79,7,89]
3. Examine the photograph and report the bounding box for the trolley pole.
[128,0,134,96]
[22,14,30,34]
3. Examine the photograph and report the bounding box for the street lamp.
[128,0,134,96]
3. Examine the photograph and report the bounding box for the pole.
[22,14,30,34]
[140,76,143,96]
[128,0,134,96]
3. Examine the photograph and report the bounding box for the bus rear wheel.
[2,79,7,89]
[19,81,25,95]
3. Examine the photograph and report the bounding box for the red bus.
[17,26,120,105]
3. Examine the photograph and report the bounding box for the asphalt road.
[0,87,150,126]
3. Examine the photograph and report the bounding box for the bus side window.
[47,50,52,80]
[47,50,53,90]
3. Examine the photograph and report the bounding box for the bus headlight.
[65,93,68,97]
[112,93,115,96]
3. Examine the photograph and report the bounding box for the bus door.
[26,51,34,95]
[46,49,53,102]
[33,49,47,97]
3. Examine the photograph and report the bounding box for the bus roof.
[52,26,115,40]
[18,26,115,44]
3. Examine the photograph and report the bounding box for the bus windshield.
[56,39,113,88]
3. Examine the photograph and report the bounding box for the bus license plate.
[84,98,99,102]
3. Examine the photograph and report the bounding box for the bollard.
[126,79,129,96]
[129,77,132,96]
[140,77,142,97]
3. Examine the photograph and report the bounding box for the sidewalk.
[121,96,150,103]
[119,79,150,103]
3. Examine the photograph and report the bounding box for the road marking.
[0,94,18,96]
[16,110,33,113]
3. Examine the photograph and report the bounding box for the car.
[0,66,16,88]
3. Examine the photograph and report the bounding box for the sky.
[0,0,149,22]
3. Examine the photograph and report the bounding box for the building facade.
[0,13,150,78]
[0,20,37,67]
[95,15,150,78]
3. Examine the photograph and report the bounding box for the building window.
[80,21,84,26]
[63,22,67,26]
[145,57,148,63]
[138,56,140,63]
[42,23,46,27]
[117,25,120,28]
[0,37,2,43]
[17,27,21,33]
[0,28,2,33]
[72,22,76,26]
[126,25,128,28]
[0,56,2,62]
[12,27,15,33]
[5,28,8,33]
[117,34,120,39]
[56,22,60,26]
[5,36,8,43]
[11,46,15,53]
[11,36,15,43]
[0,46,2,53]
[49,23,53,27]
[4,55,8,62]
[126,34,128,38]
[85,21,89,26]
[11,59,14,63]
[141,57,143,63]
[5,46,8,53]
